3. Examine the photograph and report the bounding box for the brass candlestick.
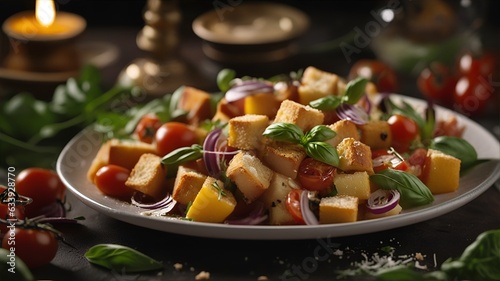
[118,0,194,97]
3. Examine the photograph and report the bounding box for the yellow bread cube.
[273,99,324,132]
[326,120,360,148]
[260,141,306,179]
[261,173,299,225]
[226,151,274,203]
[125,153,167,199]
[357,120,392,149]
[319,195,359,224]
[176,86,213,125]
[363,204,402,220]
[298,66,341,105]
[186,177,236,223]
[424,149,461,194]
[337,138,374,174]
[244,92,280,118]
[228,114,270,150]
[334,171,371,200]
[172,165,207,205]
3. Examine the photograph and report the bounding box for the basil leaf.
[370,169,434,208]
[343,77,368,105]
[217,68,236,93]
[309,96,343,110]
[304,125,336,143]
[304,141,339,167]
[0,248,34,281]
[161,144,203,165]
[429,136,478,167]
[263,122,303,143]
[84,244,163,273]
[441,229,500,280]
[375,265,426,281]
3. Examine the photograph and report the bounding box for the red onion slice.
[300,191,319,225]
[131,192,175,209]
[225,80,274,103]
[367,189,400,214]
[203,128,223,177]
[336,103,369,125]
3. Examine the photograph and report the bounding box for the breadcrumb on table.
[195,271,210,280]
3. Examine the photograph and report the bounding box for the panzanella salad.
[87,66,477,225]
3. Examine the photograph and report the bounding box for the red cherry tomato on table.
[458,51,496,78]
[387,114,419,153]
[297,158,336,195]
[94,165,134,200]
[134,114,162,144]
[453,75,492,116]
[0,186,26,234]
[417,62,457,106]
[285,189,305,225]
[15,168,65,218]
[348,59,399,93]
[2,227,58,268]
[155,122,198,156]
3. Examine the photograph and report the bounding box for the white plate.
[56,95,500,240]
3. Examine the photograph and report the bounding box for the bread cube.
[325,120,360,148]
[319,195,359,224]
[244,92,280,118]
[212,98,243,122]
[176,86,213,125]
[298,66,341,105]
[186,177,236,223]
[226,151,274,203]
[334,171,371,200]
[228,114,269,150]
[261,173,300,225]
[357,120,392,149]
[172,165,207,205]
[273,99,324,132]
[260,141,306,179]
[337,138,374,174]
[424,149,461,194]
[125,153,167,199]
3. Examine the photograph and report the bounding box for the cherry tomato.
[2,226,58,268]
[15,168,65,218]
[348,59,399,93]
[458,51,496,78]
[417,62,457,106]
[134,114,162,144]
[297,158,336,195]
[371,149,409,173]
[94,165,134,200]
[453,75,493,116]
[155,122,198,156]
[387,114,419,153]
[285,189,305,225]
[0,186,25,234]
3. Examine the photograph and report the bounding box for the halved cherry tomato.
[15,168,66,218]
[134,114,162,144]
[372,149,409,173]
[2,226,58,268]
[453,75,493,116]
[94,165,134,200]
[417,62,457,106]
[297,158,336,195]
[285,189,305,225]
[155,122,198,156]
[348,59,399,93]
[387,114,419,153]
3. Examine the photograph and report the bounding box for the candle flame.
[36,0,56,27]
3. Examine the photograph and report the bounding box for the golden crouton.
[298,66,341,105]
[227,114,270,150]
[424,149,461,194]
[125,153,167,199]
[326,120,360,148]
[273,99,324,132]
[172,165,208,205]
[336,137,374,174]
[261,173,299,225]
[260,141,306,179]
[176,86,213,125]
[334,171,371,200]
[244,93,280,118]
[212,98,242,122]
[357,120,392,149]
[319,195,359,224]
[226,151,274,203]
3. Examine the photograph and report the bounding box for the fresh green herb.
[309,77,367,110]
[429,136,478,168]
[161,144,203,166]
[217,68,236,93]
[84,244,163,273]
[263,123,339,167]
[211,181,227,200]
[0,248,34,281]
[370,169,434,208]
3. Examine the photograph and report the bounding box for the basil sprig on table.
[308,76,368,110]
[84,244,163,273]
[369,169,434,208]
[263,123,339,167]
